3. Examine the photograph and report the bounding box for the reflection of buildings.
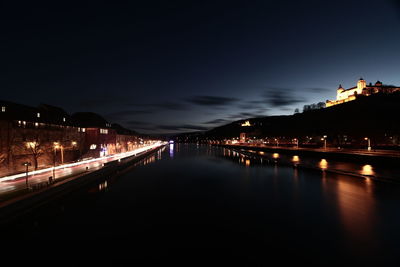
[0,100,138,177]
[326,78,400,107]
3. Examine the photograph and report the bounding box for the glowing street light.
[53,142,63,178]
[364,137,371,151]
[22,161,31,188]
[26,141,37,149]
[321,135,327,150]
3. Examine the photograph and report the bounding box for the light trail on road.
[0,142,166,195]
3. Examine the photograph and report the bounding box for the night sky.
[2,1,400,134]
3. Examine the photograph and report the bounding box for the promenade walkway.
[0,142,165,202]
[222,143,400,158]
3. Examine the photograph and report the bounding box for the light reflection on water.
[361,164,375,176]
[319,159,328,170]
[13,144,400,265]
[245,159,250,167]
[225,147,399,182]
[169,143,174,158]
[217,145,393,256]
[335,177,378,251]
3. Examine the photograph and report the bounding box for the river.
[2,143,400,265]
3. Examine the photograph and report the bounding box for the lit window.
[35,122,39,127]
[18,121,21,126]
[100,129,108,134]
[1,106,5,112]
[90,144,97,150]
[63,117,66,122]
[37,112,40,118]
[82,128,86,132]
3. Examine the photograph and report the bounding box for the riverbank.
[0,144,166,224]
[217,144,400,165]
[217,144,400,184]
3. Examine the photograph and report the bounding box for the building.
[0,101,83,176]
[0,100,139,177]
[326,78,400,107]
[72,112,117,158]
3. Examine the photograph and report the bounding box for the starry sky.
[2,1,400,134]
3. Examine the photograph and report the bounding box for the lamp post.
[53,142,60,178]
[322,135,327,150]
[60,145,64,165]
[364,137,371,151]
[23,162,31,189]
[275,138,279,147]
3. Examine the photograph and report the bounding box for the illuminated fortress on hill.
[326,78,400,107]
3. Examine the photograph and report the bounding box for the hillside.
[203,92,400,144]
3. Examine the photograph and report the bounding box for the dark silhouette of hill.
[205,92,400,144]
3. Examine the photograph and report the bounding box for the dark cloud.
[157,124,209,131]
[238,103,262,110]
[279,107,294,111]
[227,112,265,120]
[255,108,269,114]
[204,118,230,125]
[262,88,305,107]
[237,101,270,112]
[305,87,331,93]
[245,87,305,109]
[247,100,265,105]
[186,96,239,106]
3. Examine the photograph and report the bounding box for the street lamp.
[294,138,299,148]
[364,137,371,151]
[321,135,327,150]
[22,161,31,189]
[61,145,64,164]
[53,142,59,163]
[53,142,60,178]
[275,138,279,147]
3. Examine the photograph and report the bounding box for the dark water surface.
[3,144,400,265]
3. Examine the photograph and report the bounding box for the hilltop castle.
[326,78,400,107]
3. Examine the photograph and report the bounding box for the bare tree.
[24,134,45,170]
[0,151,6,166]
